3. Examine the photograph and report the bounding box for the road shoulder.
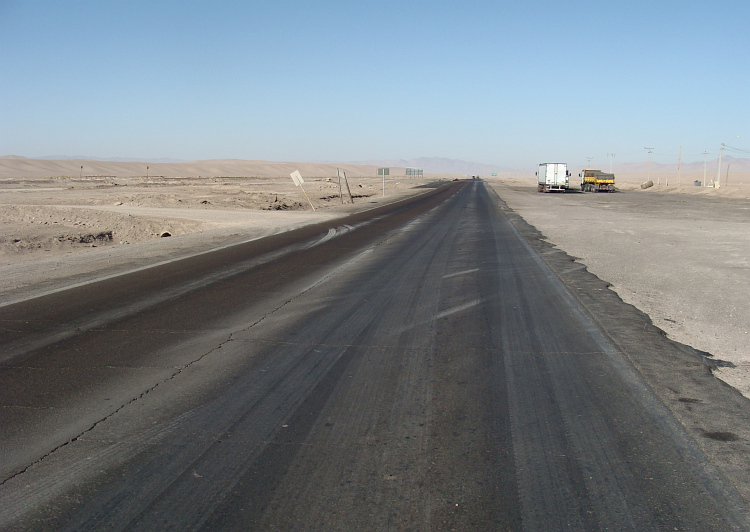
[485,182,750,505]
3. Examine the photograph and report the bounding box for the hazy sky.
[1,0,748,168]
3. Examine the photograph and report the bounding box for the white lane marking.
[394,298,485,336]
[306,228,338,248]
[434,299,484,320]
[443,268,479,279]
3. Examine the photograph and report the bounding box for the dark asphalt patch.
[702,431,740,442]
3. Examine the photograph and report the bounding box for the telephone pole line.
[717,135,741,188]
[703,150,708,187]
[607,153,615,173]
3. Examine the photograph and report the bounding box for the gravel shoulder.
[487,178,750,397]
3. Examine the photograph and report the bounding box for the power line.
[724,145,750,153]
[703,151,708,187]
[607,153,615,173]
[717,136,741,188]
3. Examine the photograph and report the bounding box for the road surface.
[1,180,748,530]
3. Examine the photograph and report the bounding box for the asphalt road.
[1,180,748,530]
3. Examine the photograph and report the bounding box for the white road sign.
[290,170,304,186]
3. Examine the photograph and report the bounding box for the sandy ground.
[487,178,750,397]
[0,175,441,305]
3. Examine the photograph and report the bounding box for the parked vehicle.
[536,163,569,192]
[580,169,616,192]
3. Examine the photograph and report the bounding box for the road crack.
[1,246,377,487]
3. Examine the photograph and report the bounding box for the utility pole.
[678,146,682,186]
[717,135,741,188]
[703,151,708,187]
[644,147,654,184]
[586,156,593,169]
[607,153,615,173]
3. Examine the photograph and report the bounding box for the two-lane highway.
[1,180,748,530]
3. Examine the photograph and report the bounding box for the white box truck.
[536,163,569,192]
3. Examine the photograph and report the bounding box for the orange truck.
[580,169,616,192]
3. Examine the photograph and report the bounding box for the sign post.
[290,170,315,211]
[378,167,389,197]
[336,167,343,204]
[337,168,353,204]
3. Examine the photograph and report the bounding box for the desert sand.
[0,159,445,305]
[0,156,401,180]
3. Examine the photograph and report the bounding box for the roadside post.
[336,167,343,203]
[290,170,315,211]
[337,167,353,203]
[378,167,389,197]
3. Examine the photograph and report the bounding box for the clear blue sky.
[1,0,748,168]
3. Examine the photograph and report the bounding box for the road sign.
[378,168,389,197]
[491,173,497,177]
[289,170,315,211]
[290,170,304,186]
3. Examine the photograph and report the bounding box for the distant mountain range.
[27,155,187,164]
[4,155,511,175]
[573,156,750,177]
[3,154,749,178]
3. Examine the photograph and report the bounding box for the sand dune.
[0,156,410,180]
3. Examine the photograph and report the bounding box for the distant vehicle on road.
[580,169,616,192]
[536,163,570,192]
